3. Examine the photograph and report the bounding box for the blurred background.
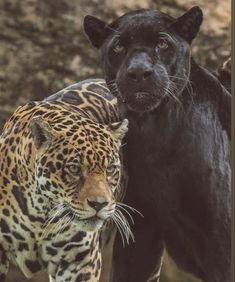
[0,0,231,281]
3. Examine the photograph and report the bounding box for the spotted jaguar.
[0,79,128,282]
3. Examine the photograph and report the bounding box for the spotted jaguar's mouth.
[81,215,103,222]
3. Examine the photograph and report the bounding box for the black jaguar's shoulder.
[191,60,231,139]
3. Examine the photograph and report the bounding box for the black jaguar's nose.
[127,66,153,81]
[126,51,154,82]
[87,199,108,211]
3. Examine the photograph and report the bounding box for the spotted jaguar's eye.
[113,43,125,54]
[68,164,81,176]
[106,165,117,175]
[156,38,168,49]
[106,164,120,192]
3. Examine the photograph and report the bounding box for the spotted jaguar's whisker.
[111,206,135,246]
[50,209,68,236]
[115,209,135,242]
[111,214,126,246]
[120,142,127,148]
[115,205,134,224]
[116,202,144,218]
[43,205,63,229]
[41,205,67,238]
[56,211,72,239]
[46,202,62,218]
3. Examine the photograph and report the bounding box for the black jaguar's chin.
[125,92,162,113]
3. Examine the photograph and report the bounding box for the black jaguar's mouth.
[125,91,161,113]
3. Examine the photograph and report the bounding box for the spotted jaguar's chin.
[78,216,104,231]
[125,92,162,113]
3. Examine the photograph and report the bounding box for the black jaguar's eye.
[156,38,168,49]
[68,164,81,175]
[113,43,125,54]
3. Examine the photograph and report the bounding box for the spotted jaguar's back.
[0,79,128,282]
[45,79,119,123]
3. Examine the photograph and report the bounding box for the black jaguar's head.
[84,7,203,113]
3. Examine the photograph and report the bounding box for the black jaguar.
[84,7,231,282]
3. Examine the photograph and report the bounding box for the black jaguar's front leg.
[0,247,9,282]
[110,211,164,282]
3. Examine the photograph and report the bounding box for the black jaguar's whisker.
[169,76,195,105]
[166,86,182,106]
[106,25,121,35]
[166,91,185,113]
[169,75,191,82]
[186,81,195,104]
[158,32,177,43]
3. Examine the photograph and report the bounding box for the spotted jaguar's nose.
[87,198,108,212]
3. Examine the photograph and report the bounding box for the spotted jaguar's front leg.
[54,247,102,282]
[0,247,9,282]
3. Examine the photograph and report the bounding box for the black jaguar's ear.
[171,6,203,43]
[83,15,110,48]
[30,116,54,150]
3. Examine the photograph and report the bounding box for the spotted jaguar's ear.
[109,119,128,141]
[83,15,111,48]
[30,116,54,150]
[171,6,203,43]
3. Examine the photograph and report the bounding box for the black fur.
[84,7,231,282]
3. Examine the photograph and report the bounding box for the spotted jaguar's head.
[84,7,203,114]
[30,114,128,231]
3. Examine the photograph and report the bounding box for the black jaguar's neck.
[189,58,226,100]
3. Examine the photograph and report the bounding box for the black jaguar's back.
[84,6,231,282]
